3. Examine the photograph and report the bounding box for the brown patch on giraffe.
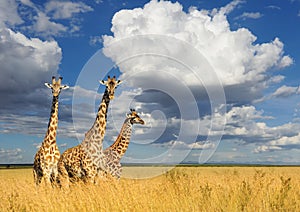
[49,135,54,141]
[90,148,96,154]
[95,135,101,140]
[99,113,105,119]
[100,122,105,128]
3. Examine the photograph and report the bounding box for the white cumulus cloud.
[103,0,292,93]
[272,85,300,98]
[0,28,61,92]
[13,0,94,37]
[45,1,93,19]
[32,12,68,37]
[0,0,23,27]
[0,148,23,163]
[235,12,263,20]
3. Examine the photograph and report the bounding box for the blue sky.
[0,0,299,164]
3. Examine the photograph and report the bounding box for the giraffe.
[99,109,145,179]
[57,76,121,186]
[33,76,69,186]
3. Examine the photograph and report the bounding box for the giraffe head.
[127,109,145,125]
[99,76,122,100]
[45,76,69,97]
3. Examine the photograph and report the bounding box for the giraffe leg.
[57,161,70,188]
[36,160,52,186]
[82,170,94,184]
[72,160,83,181]
[50,166,59,187]
[82,162,97,184]
[33,168,43,186]
[43,170,53,187]
[89,169,98,184]
[106,157,122,180]
[115,164,122,180]
[33,157,43,186]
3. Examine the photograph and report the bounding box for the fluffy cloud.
[0,0,62,108]
[45,1,93,19]
[269,133,300,147]
[32,12,68,36]
[235,12,263,20]
[14,0,93,37]
[266,5,281,10]
[221,106,300,153]
[0,148,23,163]
[95,0,104,4]
[185,105,300,147]
[89,35,103,46]
[0,0,23,27]
[103,0,292,102]
[272,85,300,98]
[0,28,61,92]
[254,133,300,153]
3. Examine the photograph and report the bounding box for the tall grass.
[0,167,299,211]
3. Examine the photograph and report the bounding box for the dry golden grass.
[0,166,299,211]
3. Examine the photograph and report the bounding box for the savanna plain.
[0,166,299,211]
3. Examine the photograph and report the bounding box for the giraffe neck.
[109,118,132,158]
[84,89,110,145]
[44,95,59,145]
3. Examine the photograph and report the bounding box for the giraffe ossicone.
[33,76,69,186]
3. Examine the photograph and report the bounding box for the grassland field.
[0,165,299,211]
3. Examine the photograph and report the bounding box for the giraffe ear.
[61,85,69,90]
[126,113,131,118]
[117,80,122,85]
[44,83,52,88]
[99,80,106,85]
